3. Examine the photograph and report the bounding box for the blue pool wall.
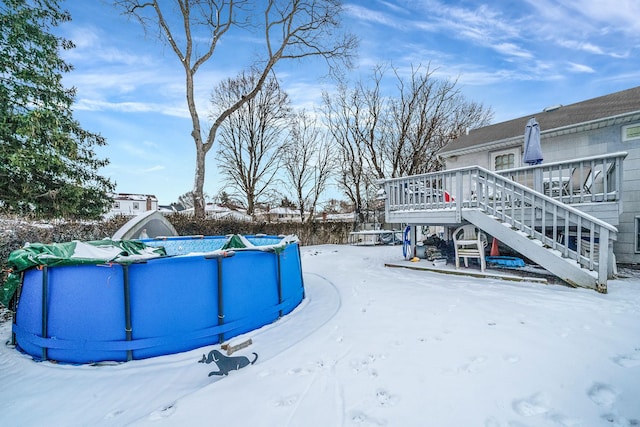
[12,235,304,364]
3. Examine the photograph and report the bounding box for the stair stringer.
[462,208,598,290]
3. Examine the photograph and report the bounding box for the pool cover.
[1,240,166,307]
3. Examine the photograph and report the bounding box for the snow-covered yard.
[1,244,639,426]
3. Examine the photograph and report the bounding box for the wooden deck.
[378,152,627,292]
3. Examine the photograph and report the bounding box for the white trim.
[635,216,640,254]
[490,147,521,171]
[622,123,640,142]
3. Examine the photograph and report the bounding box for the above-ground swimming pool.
[10,235,304,364]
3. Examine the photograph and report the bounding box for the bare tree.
[387,64,493,176]
[212,71,291,216]
[175,190,211,210]
[353,65,390,181]
[321,84,375,226]
[115,0,358,218]
[321,64,493,226]
[324,64,493,178]
[281,110,334,222]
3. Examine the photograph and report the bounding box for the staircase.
[379,154,627,293]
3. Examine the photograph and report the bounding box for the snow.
[1,244,639,426]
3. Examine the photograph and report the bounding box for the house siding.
[616,122,640,263]
[538,123,640,264]
[445,150,494,170]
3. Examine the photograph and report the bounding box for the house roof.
[110,193,158,202]
[440,86,640,156]
[268,207,299,215]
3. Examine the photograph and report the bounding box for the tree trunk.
[193,146,206,218]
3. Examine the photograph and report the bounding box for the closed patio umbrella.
[523,117,543,165]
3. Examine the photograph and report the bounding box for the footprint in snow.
[257,369,273,377]
[376,388,398,407]
[350,354,380,375]
[104,409,124,419]
[147,402,176,420]
[587,383,617,408]
[612,349,640,368]
[601,413,640,426]
[274,394,298,407]
[484,416,503,427]
[512,393,549,417]
[458,355,487,373]
[350,410,386,425]
[287,367,312,376]
[502,354,520,363]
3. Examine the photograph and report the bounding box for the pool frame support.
[217,257,225,344]
[276,251,283,318]
[41,266,48,361]
[122,264,133,361]
[205,251,236,344]
[297,245,306,299]
[10,272,24,347]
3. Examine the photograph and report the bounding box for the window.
[490,147,520,171]
[494,153,515,170]
[113,201,120,209]
[623,123,640,142]
[636,216,640,253]
[133,202,140,210]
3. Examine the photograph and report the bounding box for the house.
[180,203,253,221]
[269,206,304,222]
[255,206,306,223]
[315,212,357,222]
[379,86,640,292]
[109,193,158,216]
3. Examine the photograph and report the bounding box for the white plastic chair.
[453,225,488,272]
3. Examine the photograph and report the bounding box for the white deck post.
[533,167,543,193]
[597,227,609,293]
[456,170,463,222]
[410,225,418,259]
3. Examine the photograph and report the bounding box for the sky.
[54,0,640,205]
[1,244,640,426]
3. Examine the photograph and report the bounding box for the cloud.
[563,0,640,37]
[566,62,596,73]
[376,0,410,15]
[75,99,191,118]
[62,24,158,67]
[281,80,330,111]
[493,43,533,59]
[141,165,166,173]
[343,4,406,29]
[409,1,530,61]
[556,39,604,55]
[142,140,160,149]
[120,142,155,159]
[523,0,640,55]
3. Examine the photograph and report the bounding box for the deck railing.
[497,152,627,204]
[381,157,621,285]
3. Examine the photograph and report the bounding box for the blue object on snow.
[485,256,525,268]
[402,226,411,258]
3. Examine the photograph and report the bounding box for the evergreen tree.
[0,0,114,219]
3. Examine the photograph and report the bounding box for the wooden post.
[597,228,609,293]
